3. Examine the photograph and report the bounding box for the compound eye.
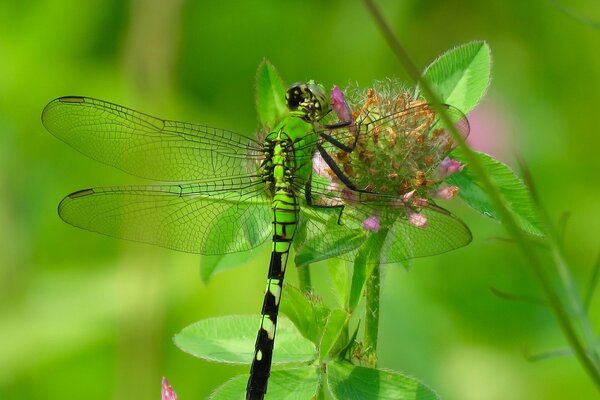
[285,83,309,115]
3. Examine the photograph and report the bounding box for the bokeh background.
[1,1,600,399]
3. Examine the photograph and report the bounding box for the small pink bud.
[161,377,178,400]
[407,212,428,228]
[331,85,352,123]
[439,158,463,177]
[434,186,459,199]
[362,215,381,232]
[402,190,416,201]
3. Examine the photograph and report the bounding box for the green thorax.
[258,80,331,197]
[262,116,318,189]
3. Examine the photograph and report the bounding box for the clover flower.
[311,81,466,231]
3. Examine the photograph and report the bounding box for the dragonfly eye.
[286,82,331,123]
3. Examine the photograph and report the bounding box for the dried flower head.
[311,81,467,230]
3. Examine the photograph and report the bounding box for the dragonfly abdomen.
[247,131,299,399]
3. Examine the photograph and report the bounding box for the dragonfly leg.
[319,129,358,153]
[316,144,361,191]
[303,177,347,223]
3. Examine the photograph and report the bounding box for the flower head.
[161,377,178,400]
[327,82,458,199]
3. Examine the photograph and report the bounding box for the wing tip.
[57,96,85,103]
[57,188,96,220]
[68,188,96,199]
[41,96,86,131]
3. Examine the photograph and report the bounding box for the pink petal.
[312,152,332,177]
[408,212,428,228]
[331,85,352,123]
[434,186,459,199]
[362,215,381,232]
[161,377,178,400]
[439,158,463,177]
[402,190,416,201]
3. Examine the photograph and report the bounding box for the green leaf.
[210,367,320,400]
[280,284,330,344]
[174,315,316,365]
[421,40,491,114]
[447,150,544,236]
[327,362,440,400]
[256,59,288,129]
[318,308,349,363]
[199,254,227,283]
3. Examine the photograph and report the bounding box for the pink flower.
[434,186,459,199]
[439,158,463,178]
[331,85,352,123]
[362,215,381,232]
[312,152,332,177]
[407,212,428,228]
[161,377,178,400]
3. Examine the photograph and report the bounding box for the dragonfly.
[42,82,472,400]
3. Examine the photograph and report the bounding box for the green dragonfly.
[42,82,471,399]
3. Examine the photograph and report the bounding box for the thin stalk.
[363,0,600,389]
[552,247,600,365]
[297,264,313,294]
[584,250,600,312]
[358,228,388,367]
[519,157,600,364]
[364,260,381,367]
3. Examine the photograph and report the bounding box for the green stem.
[364,260,381,367]
[352,228,387,367]
[363,0,600,389]
[584,251,600,312]
[297,264,313,294]
[552,247,600,365]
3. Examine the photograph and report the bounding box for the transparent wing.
[311,103,469,190]
[295,180,472,264]
[42,96,263,182]
[59,178,272,254]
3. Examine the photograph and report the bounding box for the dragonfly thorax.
[261,131,297,197]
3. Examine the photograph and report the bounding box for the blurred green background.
[1,0,600,399]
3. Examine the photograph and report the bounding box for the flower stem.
[353,228,388,367]
[297,264,313,294]
[363,0,600,389]
[364,260,381,367]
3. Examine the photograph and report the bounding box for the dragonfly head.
[286,81,331,123]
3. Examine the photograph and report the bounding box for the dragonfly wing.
[42,96,263,182]
[297,180,471,264]
[296,205,368,263]
[378,204,472,263]
[59,179,271,254]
